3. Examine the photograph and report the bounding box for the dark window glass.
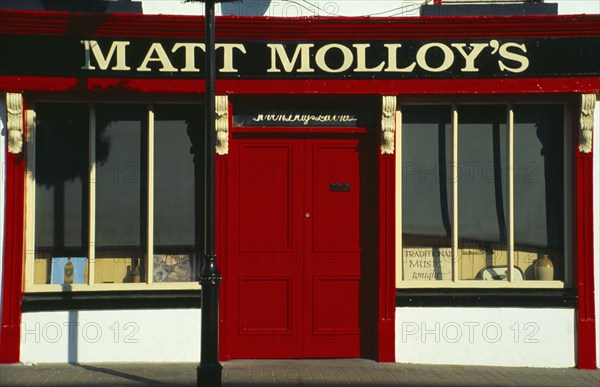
[35,103,89,255]
[152,105,204,282]
[458,105,508,243]
[514,104,564,280]
[34,103,89,285]
[457,105,508,280]
[402,105,452,281]
[402,105,452,238]
[95,104,146,249]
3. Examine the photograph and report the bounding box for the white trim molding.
[579,93,595,153]
[6,93,23,154]
[381,95,396,155]
[215,95,229,155]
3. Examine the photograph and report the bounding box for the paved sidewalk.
[1,359,599,386]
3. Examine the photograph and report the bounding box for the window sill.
[22,289,203,312]
[24,282,201,293]
[396,288,577,308]
[397,280,565,289]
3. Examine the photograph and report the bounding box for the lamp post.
[190,1,238,386]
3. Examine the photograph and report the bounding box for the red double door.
[221,133,377,359]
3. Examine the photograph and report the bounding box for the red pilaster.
[378,150,396,362]
[575,140,597,369]
[0,106,26,364]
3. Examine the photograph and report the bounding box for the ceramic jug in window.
[534,254,554,281]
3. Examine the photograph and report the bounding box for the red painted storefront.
[0,10,598,367]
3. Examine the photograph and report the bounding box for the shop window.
[152,105,203,283]
[34,104,89,285]
[95,104,146,284]
[399,103,569,288]
[28,102,204,291]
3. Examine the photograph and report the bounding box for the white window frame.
[396,101,572,289]
[25,101,202,292]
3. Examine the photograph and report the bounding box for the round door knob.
[305,213,310,218]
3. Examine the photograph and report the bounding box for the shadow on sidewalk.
[70,363,175,386]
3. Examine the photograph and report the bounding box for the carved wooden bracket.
[381,95,396,155]
[6,93,23,154]
[579,93,596,154]
[215,95,229,155]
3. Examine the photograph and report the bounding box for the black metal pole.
[197,1,222,386]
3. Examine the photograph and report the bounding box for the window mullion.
[88,103,96,285]
[147,105,155,285]
[451,104,458,283]
[395,105,403,285]
[563,103,572,287]
[507,105,515,282]
[25,105,36,290]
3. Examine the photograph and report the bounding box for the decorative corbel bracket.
[381,95,396,155]
[579,93,596,154]
[6,93,23,154]
[215,95,229,155]
[381,95,397,155]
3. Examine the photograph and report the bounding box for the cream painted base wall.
[15,307,583,366]
[21,309,201,363]
[395,307,576,367]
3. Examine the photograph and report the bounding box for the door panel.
[223,135,371,359]
[312,276,360,334]
[238,276,293,334]
[310,143,361,253]
[304,140,362,357]
[224,140,303,358]
[239,144,294,251]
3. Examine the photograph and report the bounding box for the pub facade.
[0,0,598,369]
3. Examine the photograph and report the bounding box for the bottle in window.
[64,257,74,285]
[130,260,141,283]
